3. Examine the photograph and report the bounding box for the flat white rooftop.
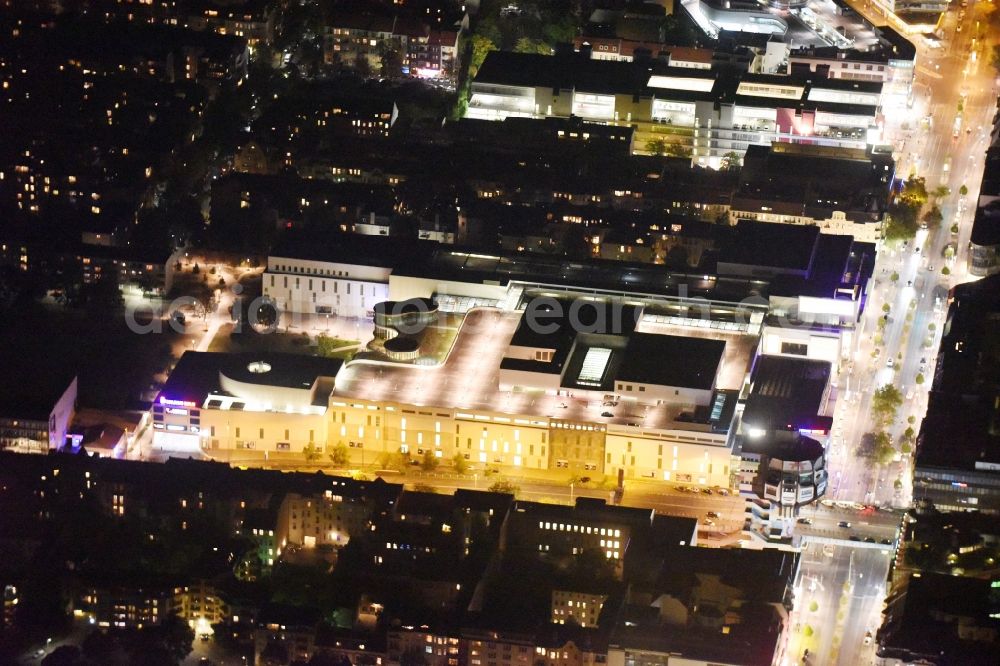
[333,309,757,432]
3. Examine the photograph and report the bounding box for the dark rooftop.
[733,143,893,225]
[916,275,1000,476]
[742,355,832,433]
[610,603,785,666]
[512,497,655,528]
[395,490,456,521]
[159,351,343,405]
[269,231,435,271]
[717,220,820,276]
[970,148,1000,248]
[879,572,1000,664]
[616,333,724,390]
[271,231,772,306]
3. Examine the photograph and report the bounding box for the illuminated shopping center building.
[154,230,867,489]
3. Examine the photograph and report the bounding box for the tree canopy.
[885,176,930,241]
[872,385,903,427]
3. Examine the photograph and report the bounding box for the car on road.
[863,631,873,646]
[797,517,813,525]
[880,538,895,545]
[865,536,877,543]
[838,521,852,528]
[707,511,720,519]
[850,535,861,541]
[887,358,894,368]
[600,412,614,418]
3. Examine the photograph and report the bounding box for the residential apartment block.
[324,6,464,82]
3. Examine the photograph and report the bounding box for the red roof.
[573,35,669,59]
[428,30,459,47]
[667,46,714,64]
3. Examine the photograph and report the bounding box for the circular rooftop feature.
[383,336,421,361]
[384,336,420,353]
[247,361,272,374]
[374,298,438,338]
